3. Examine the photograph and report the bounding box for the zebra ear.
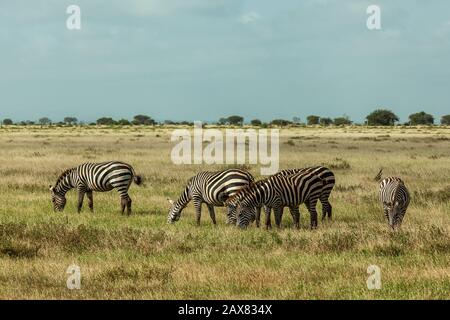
[49,185,54,192]
[166,198,175,206]
[374,169,383,182]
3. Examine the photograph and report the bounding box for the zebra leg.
[77,191,85,213]
[320,195,332,221]
[274,207,283,229]
[255,206,262,228]
[86,191,94,213]
[306,200,319,229]
[289,206,300,229]
[265,206,272,230]
[126,196,132,216]
[120,197,127,214]
[206,204,217,225]
[193,197,202,226]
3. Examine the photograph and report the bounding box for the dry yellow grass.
[0,125,449,299]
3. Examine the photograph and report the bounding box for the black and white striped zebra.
[375,169,410,230]
[49,161,142,215]
[167,169,254,225]
[258,166,335,228]
[226,170,325,229]
[227,166,335,228]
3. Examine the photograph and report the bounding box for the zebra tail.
[134,175,143,186]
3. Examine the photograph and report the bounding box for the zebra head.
[387,184,407,230]
[387,201,402,230]
[236,203,256,229]
[225,205,237,225]
[166,198,181,223]
[49,186,66,212]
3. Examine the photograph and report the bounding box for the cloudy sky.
[1,0,449,123]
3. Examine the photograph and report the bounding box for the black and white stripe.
[227,166,335,228]
[167,169,254,225]
[50,161,142,214]
[375,169,410,230]
[226,170,325,229]
[257,166,335,227]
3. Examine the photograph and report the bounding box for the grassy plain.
[0,125,449,299]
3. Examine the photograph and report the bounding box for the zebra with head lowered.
[226,170,325,229]
[167,169,255,225]
[375,169,410,230]
[257,166,335,228]
[50,161,142,215]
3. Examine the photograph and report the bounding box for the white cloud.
[239,11,261,24]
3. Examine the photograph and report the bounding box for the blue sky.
[1,0,449,123]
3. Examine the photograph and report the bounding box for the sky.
[1,0,449,123]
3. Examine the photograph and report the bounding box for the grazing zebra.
[227,166,335,228]
[167,169,254,225]
[50,161,142,215]
[257,166,335,228]
[226,170,324,229]
[375,169,410,230]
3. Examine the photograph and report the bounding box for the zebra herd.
[50,161,411,230]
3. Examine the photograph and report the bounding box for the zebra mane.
[225,178,268,205]
[55,168,74,187]
[374,169,383,182]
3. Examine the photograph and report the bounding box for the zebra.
[167,169,254,225]
[49,161,142,215]
[226,170,325,229]
[258,166,335,228]
[227,166,335,228]
[375,169,410,230]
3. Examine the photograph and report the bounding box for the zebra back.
[227,170,324,208]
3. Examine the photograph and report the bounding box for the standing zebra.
[375,169,410,230]
[226,170,324,229]
[50,161,142,215]
[255,166,335,228]
[167,169,254,225]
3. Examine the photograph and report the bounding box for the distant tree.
[217,118,227,125]
[64,117,78,125]
[307,115,320,125]
[96,117,116,125]
[132,114,156,125]
[270,119,292,127]
[334,116,352,126]
[409,111,434,125]
[38,117,52,126]
[366,109,399,126]
[2,119,13,125]
[179,121,193,126]
[292,116,301,124]
[250,119,262,126]
[320,117,333,126]
[227,115,244,126]
[117,119,131,125]
[441,115,450,125]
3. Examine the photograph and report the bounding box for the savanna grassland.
[0,125,449,299]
